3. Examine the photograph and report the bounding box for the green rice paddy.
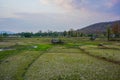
[0,37,120,80]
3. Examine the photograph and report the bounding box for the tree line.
[0,23,120,41]
[17,29,85,38]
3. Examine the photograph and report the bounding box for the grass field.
[0,37,120,80]
[80,44,120,63]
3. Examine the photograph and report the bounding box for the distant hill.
[0,31,15,34]
[77,20,120,34]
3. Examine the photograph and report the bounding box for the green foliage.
[107,27,112,41]
[20,32,33,38]
[16,29,86,37]
[63,31,67,37]
[2,33,8,37]
[0,36,3,41]
[30,44,52,51]
[0,45,29,61]
[0,50,16,60]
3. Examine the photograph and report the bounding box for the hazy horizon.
[0,0,120,32]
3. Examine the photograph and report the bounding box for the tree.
[34,30,42,37]
[68,28,76,37]
[3,33,8,37]
[63,31,67,37]
[80,33,84,37]
[107,27,112,41]
[90,34,96,41]
[21,32,33,38]
[112,23,120,38]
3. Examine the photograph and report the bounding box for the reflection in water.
[0,48,15,51]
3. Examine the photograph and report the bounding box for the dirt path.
[22,49,51,80]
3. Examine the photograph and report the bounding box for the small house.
[51,38,64,44]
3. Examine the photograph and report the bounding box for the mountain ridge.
[77,20,120,34]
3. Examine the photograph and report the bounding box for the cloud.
[15,11,120,31]
[39,0,120,15]
[39,0,83,11]
[0,0,120,32]
[105,0,120,8]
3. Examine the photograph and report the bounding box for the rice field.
[25,46,120,80]
[0,37,120,80]
[80,44,120,63]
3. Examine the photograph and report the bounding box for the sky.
[0,0,120,32]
